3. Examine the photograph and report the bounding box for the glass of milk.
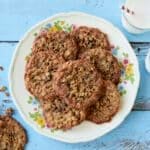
[121,0,150,34]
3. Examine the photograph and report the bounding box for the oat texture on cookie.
[72,26,110,55]
[40,94,86,130]
[53,60,104,110]
[25,51,65,101]
[87,80,120,124]
[25,25,122,130]
[80,48,121,84]
[32,31,78,61]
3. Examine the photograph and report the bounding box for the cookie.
[80,48,121,84]
[32,30,78,61]
[0,115,27,150]
[72,26,110,55]
[40,94,86,130]
[24,51,65,101]
[53,60,104,110]
[87,80,120,124]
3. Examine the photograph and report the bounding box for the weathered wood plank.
[25,111,150,149]
[0,42,150,111]
[65,111,150,150]
[0,0,150,41]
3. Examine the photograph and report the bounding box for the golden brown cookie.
[40,94,86,130]
[0,115,27,150]
[53,60,104,110]
[87,80,120,124]
[72,26,110,55]
[80,48,121,84]
[24,51,65,101]
[32,31,78,61]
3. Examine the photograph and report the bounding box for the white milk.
[122,0,150,34]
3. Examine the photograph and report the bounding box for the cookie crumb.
[0,86,7,92]
[4,92,10,97]
[0,66,4,71]
[5,108,14,116]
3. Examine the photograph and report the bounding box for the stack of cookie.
[25,26,121,130]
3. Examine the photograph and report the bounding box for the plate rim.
[8,11,140,143]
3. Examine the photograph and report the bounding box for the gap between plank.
[0,41,18,43]
[0,41,150,44]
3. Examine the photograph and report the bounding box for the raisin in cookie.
[87,80,120,124]
[40,94,86,130]
[72,26,110,55]
[53,60,104,110]
[32,31,78,61]
[24,51,65,101]
[80,48,121,84]
[0,115,27,150]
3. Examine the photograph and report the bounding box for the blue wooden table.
[0,0,150,149]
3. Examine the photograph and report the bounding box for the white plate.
[9,12,140,143]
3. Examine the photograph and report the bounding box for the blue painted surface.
[0,0,150,149]
[0,0,150,41]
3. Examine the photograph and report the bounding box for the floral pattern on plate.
[112,46,135,96]
[28,20,135,128]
